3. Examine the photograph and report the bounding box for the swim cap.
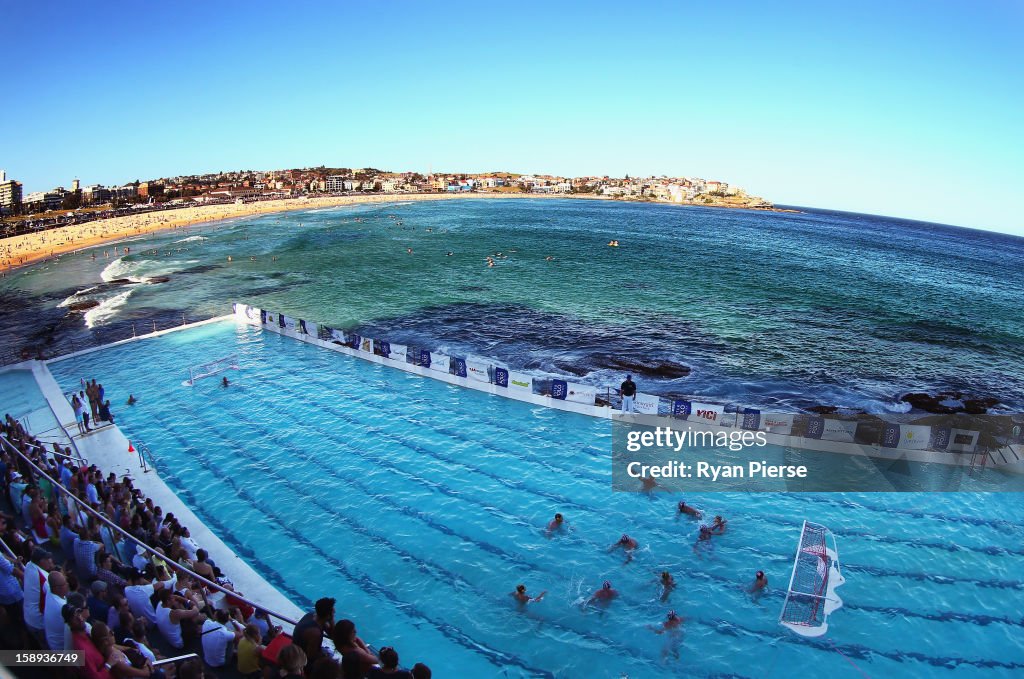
[661,571,670,579]
[620,534,629,542]
[602,581,612,590]
[667,610,679,620]
[516,584,526,592]
[756,571,764,578]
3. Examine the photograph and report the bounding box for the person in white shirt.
[201,609,243,668]
[178,527,200,562]
[124,570,175,626]
[22,548,52,645]
[43,571,69,650]
[155,588,203,649]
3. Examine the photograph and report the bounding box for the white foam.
[100,257,146,283]
[84,289,134,328]
[58,286,99,308]
[173,235,207,244]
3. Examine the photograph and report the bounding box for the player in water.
[510,584,546,606]
[609,534,639,564]
[545,513,566,536]
[677,501,702,520]
[747,570,768,602]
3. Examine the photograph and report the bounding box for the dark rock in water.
[554,363,590,377]
[67,300,100,312]
[807,405,839,414]
[601,356,691,379]
[109,278,134,284]
[900,392,999,414]
[147,276,171,284]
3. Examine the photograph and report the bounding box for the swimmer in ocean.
[407,247,413,254]
[710,515,728,534]
[510,584,546,605]
[546,513,565,536]
[609,534,639,563]
[126,394,137,406]
[222,376,229,388]
[657,571,676,602]
[586,581,618,607]
[677,501,702,520]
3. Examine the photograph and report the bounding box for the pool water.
[48,321,1024,678]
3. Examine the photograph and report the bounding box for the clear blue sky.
[3,1,1022,234]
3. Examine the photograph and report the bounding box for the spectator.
[411,664,431,679]
[200,608,243,668]
[277,644,307,679]
[66,604,112,679]
[332,619,377,674]
[367,646,414,678]
[125,569,175,626]
[293,596,335,656]
[0,550,25,639]
[236,623,265,678]
[74,527,103,580]
[23,546,53,644]
[44,570,70,650]
[87,580,111,627]
[310,657,343,679]
[155,588,202,650]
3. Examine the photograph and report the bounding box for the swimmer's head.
[554,513,563,522]
[660,571,670,581]
[756,571,765,579]
[714,515,722,522]
[602,580,612,590]
[667,610,679,621]
[678,501,686,511]
[699,524,710,533]
[516,584,526,593]
[620,534,630,544]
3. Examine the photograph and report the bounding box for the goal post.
[779,520,845,637]
[183,354,240,386]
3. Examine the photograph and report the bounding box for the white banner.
[330,328,347,343]
[389,343,407,362]
[633,392,660,415]
[896,424,932,450]
[508,370,533,393]
[947,428,979,454]
[466,359,490,383]
[281,315,297,332]
[429,352,451,373]
[565,383,598,405]
[760,414,795,436]
[360,337,374,353]
[690,402,725,426]
[821,419,858,443]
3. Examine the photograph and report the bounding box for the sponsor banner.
[820,418,858,443]
[346,333,361,350]
[389,343,407,362]
[897,424,932,450]
[508,370,533,393]
[741,409,760,430]
[452,358,468,378]
[947,429,980,454]
[466,359,490,383]
[419,350,431,368]
[933,427,951,449]
[690,402,725,426]
[806,416,824,439]
[329,328,346,344]
[565,383,598,405]
[759,414,795,436]
[298,319,309,335]
[260,309,267,325]
[430,352,451,373]
[360,337,374,353]
[550,379,568,400]
[672,400,692,418]
[278,314,287,329]
[494,367,509,388]
[633,392,661,415]
[378,341,390,357]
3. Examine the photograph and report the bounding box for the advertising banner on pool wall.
[388,343,408,362]
[466,359,490,383]
[633,392,660,415]
[609,412,1024,492]
[508,371,533,393]
[430,353,451,373]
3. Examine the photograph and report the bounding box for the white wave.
[100,257,146,283]
[173,235,207,243]
[58,286,99,308]
[84,289,134,329]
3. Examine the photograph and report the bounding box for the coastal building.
[326,175,347,192]
[0,170,23,212]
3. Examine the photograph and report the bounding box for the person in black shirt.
[620,374,637,414]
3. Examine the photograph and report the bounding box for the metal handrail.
[21,439,88,467]
[0,435,299,628]
[153,653,199,667]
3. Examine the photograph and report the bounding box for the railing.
[0,435,299,629]
[135,439,157,473]
[22,439,88,467]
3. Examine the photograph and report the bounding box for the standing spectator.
[44,570,70,650]
[23,547,53,646]
[71,394,86,435]
[619,374,637,414]
[0,550,25,639]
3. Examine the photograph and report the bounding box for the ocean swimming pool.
[47,320,1024,678]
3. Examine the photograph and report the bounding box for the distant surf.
[84,289,134,328]
[174,235,208,244]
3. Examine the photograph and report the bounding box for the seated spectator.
[74,528,103,581]
[96,552,128,589]
[124,619,160,665]
[277,644,307,679]
[177,657,205,679]
[66,604,112,679]
[367,647,414,679]
[0,549,24,639]
[155,588,203,650]
[125,569,175,626]
[201,608,243,668]
[332,619,377,674]
[293,597,335,656]
[44,570,70,650]
[91,621,153,679]
[411,664,431,679]
[88,580,111,625]
[310,657,343,679]
[236,623,265,678]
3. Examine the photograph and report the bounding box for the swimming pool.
[47,321,1024,677]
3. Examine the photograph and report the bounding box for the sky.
[2,0,1023,235]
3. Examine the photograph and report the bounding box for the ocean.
[2,198,1023,414]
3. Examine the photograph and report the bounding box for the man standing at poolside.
[620,375,637,414]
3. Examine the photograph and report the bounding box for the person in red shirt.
[66,604,113,679]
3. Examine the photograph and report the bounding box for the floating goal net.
[779,520,845,637]
[183,354,239,386]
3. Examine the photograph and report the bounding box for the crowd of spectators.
[1,414,432,678]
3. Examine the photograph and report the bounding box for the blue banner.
[933,427,951,449]
[278,314,286,328]
[420,350,431,368]
[347,333,361,350]
[805,416,824,439]
[260,309,267,324]
[672,400,691,418]
[741,408,761,430]
[298,319,308,335]
[453,358,467,378]
[494,367,509,387]
[551,379,568,400]
[380,341,391,357]
[882,423,901,448]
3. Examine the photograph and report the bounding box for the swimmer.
[126,394,137,406]
[221,376,229,388]
[657,571,676,602]
[650,610,683,661]
[544,256,554,261]
[641,475,659,492]
[747,570,768,595]
[587,581,619,606]
[710,515,728,534]
[446,252,454,257]
[546,513,565,535]
[609,534,639,563]
[407,247,413,254]
[227,255,232,262]
[677,501,702,520]
[693,524,714,558]
[510,584,546,605]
